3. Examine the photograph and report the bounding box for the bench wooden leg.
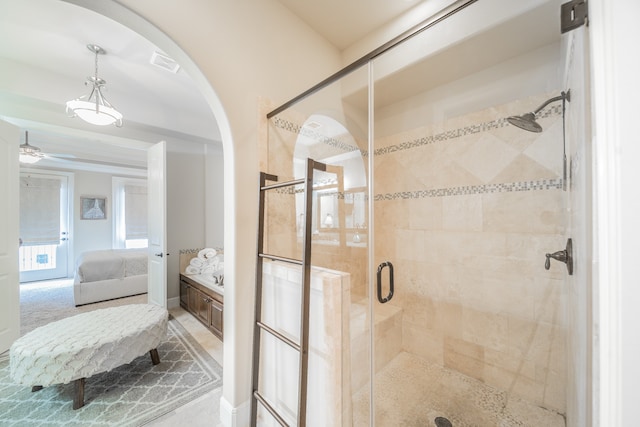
[150,348,160,365]
[31,385,43,392]
[73,378,85,410]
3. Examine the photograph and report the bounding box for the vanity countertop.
[182,273,224,295]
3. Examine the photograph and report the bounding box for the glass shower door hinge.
[561,0,588,34]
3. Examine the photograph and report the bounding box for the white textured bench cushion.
[10,304,168,387]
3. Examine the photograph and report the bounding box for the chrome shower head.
[507,90,570,133]
[507,112,543,133]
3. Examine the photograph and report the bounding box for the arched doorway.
[2,0,235,423]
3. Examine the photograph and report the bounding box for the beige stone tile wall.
[374,92,567,413]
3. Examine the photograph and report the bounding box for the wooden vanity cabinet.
[179,274,223,340]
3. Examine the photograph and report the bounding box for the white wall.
[166,150,206,300]
[205,145,224,249]
[73,170,113,258]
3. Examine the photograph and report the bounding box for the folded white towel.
[201,265,216,275]
[185,265,200,275]
[198,248,218,260]
[190,258,204,268]
[205,250,217,259]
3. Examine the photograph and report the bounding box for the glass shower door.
[369,2,569,425]
[263,64,371,426]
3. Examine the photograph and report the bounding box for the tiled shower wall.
[263,92,567,414]
[373,93,567,413]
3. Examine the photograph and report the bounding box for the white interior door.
[19,172,70,283]
[147,141,167,308]
[0,119,21,352]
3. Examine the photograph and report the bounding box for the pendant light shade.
[66,44,123,127]
[19,131,44,164]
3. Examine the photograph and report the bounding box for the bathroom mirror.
[293,114,367,246]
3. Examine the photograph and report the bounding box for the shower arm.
[531,91,570,116]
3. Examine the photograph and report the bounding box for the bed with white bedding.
[73,249,148,306]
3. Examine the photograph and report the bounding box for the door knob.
[545,238,573,275]
[155,252,163,257]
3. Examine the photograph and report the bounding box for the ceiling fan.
[19,131,76,164]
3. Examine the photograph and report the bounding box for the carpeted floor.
[0,279,223,426]
[19,278,148,335]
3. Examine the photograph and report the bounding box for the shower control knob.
[545,251,566,267]
[544,238,573,275]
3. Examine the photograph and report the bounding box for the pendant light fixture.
[66,44,123,127]
[19,131,44,164]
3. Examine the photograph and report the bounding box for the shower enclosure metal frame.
[267,0,478,119]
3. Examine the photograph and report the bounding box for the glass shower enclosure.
[259,1,569,425]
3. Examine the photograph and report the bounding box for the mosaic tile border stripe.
[373,105,562,157]
[273,186,351,200]
[179,247,223,255]
[271,178,562,200]
[373,178,563,201]
[271,105,562,158]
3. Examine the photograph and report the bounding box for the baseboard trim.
[167,296,180,309]
[220,396,250,427]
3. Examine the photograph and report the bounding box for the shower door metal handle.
[377,261,394,303]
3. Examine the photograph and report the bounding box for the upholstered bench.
[10,304,168,409]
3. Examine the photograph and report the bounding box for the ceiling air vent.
[150,51,180,73]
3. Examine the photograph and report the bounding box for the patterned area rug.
[3,280,222,426]
[0,318,222,426]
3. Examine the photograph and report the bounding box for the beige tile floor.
[146,309,565,427]
[352,351,566,427]
[145,306,224,427]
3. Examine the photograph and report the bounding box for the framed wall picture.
[80,196,107,220]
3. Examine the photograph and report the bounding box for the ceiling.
[0,0,423,172]
[0,0,560,173]
[275,0,425,50]
[0,0,216,172]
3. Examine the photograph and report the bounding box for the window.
[113,177,148,249]
[19,171,72,282]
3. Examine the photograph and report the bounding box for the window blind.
[124,184,147,239]
[20,176,61,245]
